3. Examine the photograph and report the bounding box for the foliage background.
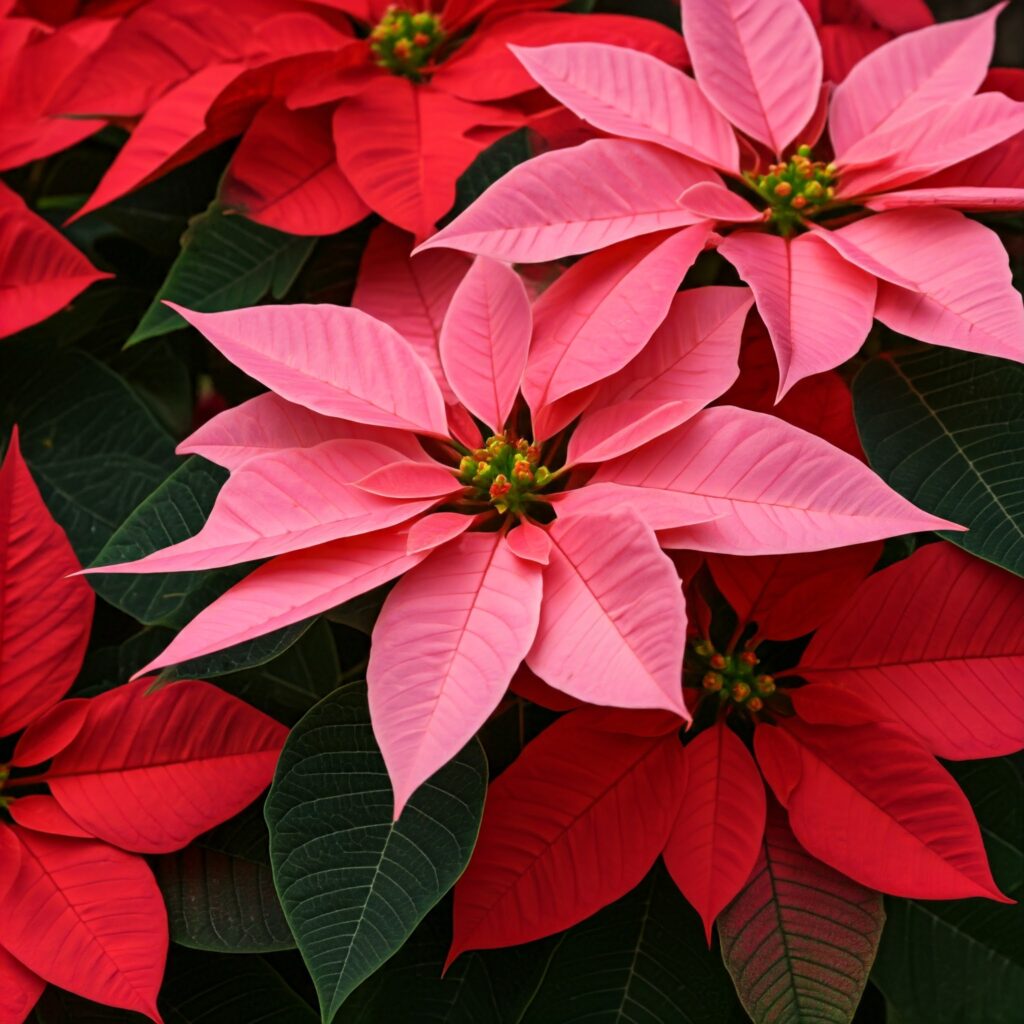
[1,0,1022,1021]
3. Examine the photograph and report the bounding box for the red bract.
[0,182,110,338]
[448,541,1021,963]
[0,429,287,1022]
[86,227,954,816]
[422,0,1024,397]
[55,0,685,238]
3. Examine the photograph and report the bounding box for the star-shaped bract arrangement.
[86,227,956,816]
[446,541,1024,967]
[421,0,1024,397]
[0,430,287,1023]
[52,0,685,239]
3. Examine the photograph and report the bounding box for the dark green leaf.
[265,682,487,1023]
[872,757,1024,1024]
[77,626,175,695]
[127,201,315,347]
[520,865,746,1024]
[156,805,295,953]
[853,349,1024,576]
[0,342,176,561]
[345,905,558,1024]
[159,618,316,684]
[31,949,314,1023]
[88,456,247,628]
[441,129,534,225]
[222,619,342,724]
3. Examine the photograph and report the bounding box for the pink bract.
[421,0,1024,397]
[86,227,958,816]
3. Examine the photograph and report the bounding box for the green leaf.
[345,905,558,1024]
[265,682,487,1023]
[872,757,1024,1024]
[127,201,315,347]
[0,341,176,561]
[77,626,175,695]
[441,128,534,225]
[88,456,247,629]
[159,618,316,684]
[223,618,342,725]
[718,802,885,1024]
[519,865,746,1024]
[156,805,296,954]
[853,349,1024,577]
[31,948,315,1023]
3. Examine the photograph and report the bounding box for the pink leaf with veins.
[838,92,1024,196]
[368,531,543,817]
[594,407,961,554]
[354,461,461,500]
[718,231,876,398]
[165,303,449,436]
[352,222,471,403]
[567,285,750,462]
[524,226,710,413]
[677,182,762,223]
[439,256,532,431]
[177,391,431,470]
[829,5,1004,156]
[416,137,718,263]
[511,42,738,171]
[86,440,440,574]
[527,509,689,718]
[682,0,822,155]
[836,209,1024,361]
[505,520,552,565]
[132,528,433,677]
[863,187,1024,211]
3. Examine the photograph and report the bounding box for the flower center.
[748,145,837,233]
[370,5,446,77]
[692,641,775,713]
[458,434,552,514]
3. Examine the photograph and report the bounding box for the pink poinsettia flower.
[421,0,1024,398]
[86,234,956,815]
[0,429,286,1022]
[54,0,685,238]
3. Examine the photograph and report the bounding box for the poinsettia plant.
[1,0,1023,1021]
[0,430,287,1021]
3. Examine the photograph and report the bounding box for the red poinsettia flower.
[447,540,1022,967]
[0,429,287,1023]
[56,0,685,238]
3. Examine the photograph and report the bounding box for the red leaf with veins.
[756,720,1009,902]
[0,828,166,1022]
[796,542,1024,759]
[0,942,44,1024]
[717,799,884,1024]
[706,542,882,643]
[221,101,369,235]
[41,679,286,854]
[0,428,94,737]
[0,184,109,338]
[663,722,766,941]
[449,706,687,962]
